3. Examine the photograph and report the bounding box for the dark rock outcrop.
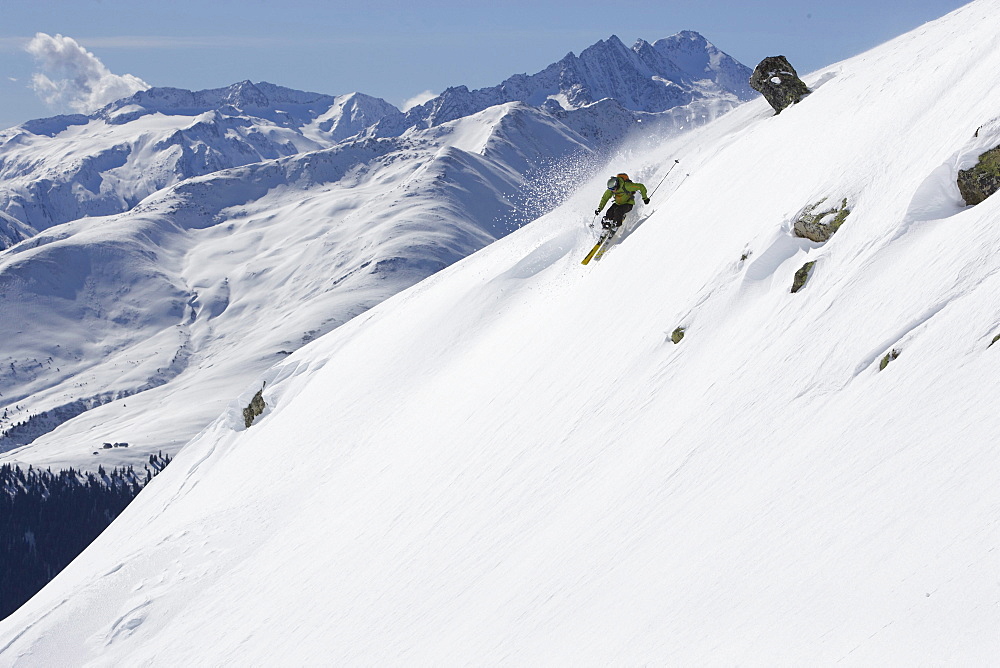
[791,261,816,293]
[957,145,1000,205]
[793,198,850,243]
[749,56,811,114]
[879,349,900,371]
[243,386,266,428]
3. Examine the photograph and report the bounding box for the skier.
[595,173,649,231]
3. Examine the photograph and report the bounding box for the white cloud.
[401,90,437,112]
[25,33,150,114]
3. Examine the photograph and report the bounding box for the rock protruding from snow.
[957,144,1000,205]
[749,56,811,114]
[790,261,816,293]
[243,386,266,428]
[793,197,851,242]
[879,348,901,371]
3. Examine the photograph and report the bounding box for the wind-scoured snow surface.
[2,2,1000,663]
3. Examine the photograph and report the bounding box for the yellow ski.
[592,235,616,261]
[581,229,615,265]
[581,237,605,265]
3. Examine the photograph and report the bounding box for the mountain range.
[0,31,752,470]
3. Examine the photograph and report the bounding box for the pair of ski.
[581,226,619,265]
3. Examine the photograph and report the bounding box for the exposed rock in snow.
[879,348,901,370]
[749,55,811,114]
[790,260,816,293]
[957,144,1000,205]
[792,197,851,242]
[242,385,266,428]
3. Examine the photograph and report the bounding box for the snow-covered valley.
[2,3,1000,663]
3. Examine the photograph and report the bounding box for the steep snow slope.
[0,82,399,233]
[3,2,1000,664]
[0,103,593,468]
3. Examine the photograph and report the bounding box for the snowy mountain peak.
[373,30,753,137]
[100,80,340,119]
[582,33,632,56]
[217,79,266,108]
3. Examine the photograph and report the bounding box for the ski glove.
[643,197,650,205]
[595,209,601,215]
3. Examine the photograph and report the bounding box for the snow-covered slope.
[0,103,593,468]
[2,2,998,664]
[0,81,399,232]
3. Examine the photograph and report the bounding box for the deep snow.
[2,1,1000,664]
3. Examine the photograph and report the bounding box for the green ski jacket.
[599,179,648,209]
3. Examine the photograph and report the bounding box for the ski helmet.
[607,176,620,190]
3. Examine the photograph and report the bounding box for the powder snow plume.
[26,33,149,114]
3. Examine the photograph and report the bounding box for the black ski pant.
[602,203,633,229]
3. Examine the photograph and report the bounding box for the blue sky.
[0,0,971,129]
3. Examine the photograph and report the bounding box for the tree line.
[0,453,171,620]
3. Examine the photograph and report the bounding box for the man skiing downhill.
[595,173,649,231]
[581,173,650,265]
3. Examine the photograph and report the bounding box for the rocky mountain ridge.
[373,31,752,136]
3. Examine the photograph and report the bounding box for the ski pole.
[648,159,680,199]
